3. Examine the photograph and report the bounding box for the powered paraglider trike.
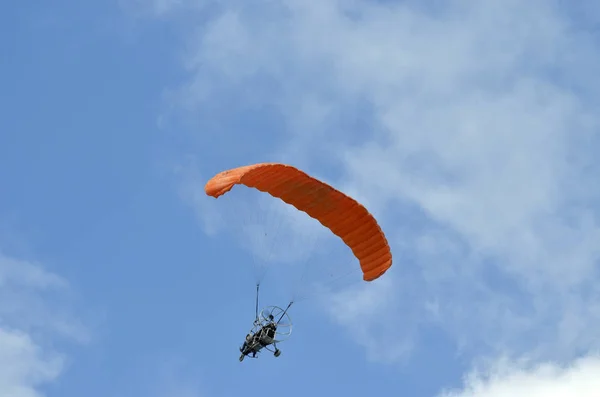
[239,286,293,361]
[204,162,393,361]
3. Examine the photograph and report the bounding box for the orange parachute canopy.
[204,163,392,281]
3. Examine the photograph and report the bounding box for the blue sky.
[2,0,600,396]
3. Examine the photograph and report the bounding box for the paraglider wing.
[204,163,392,281]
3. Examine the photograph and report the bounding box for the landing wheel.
[239,354,245,362]
[274,349,281,357]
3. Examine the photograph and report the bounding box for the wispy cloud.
[0,252,88,397]
[154,0,599,372]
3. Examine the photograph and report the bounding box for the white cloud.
[439,355,600,397]
[0,252,86,397]
[0,328,63,397]
[157,0,600,368]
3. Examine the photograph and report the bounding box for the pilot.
[257,314,277,346]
